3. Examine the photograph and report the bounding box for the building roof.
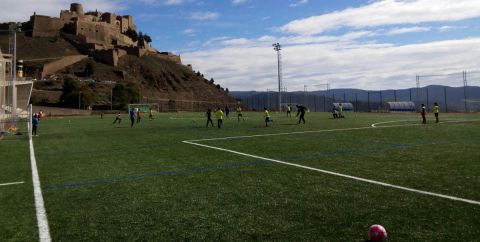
[333,102,354,109]
[387,101,415,110]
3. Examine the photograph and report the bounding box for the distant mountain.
[231,85,480,112]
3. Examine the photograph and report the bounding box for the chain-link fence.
[234,71,480,113]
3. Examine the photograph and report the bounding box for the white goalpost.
[127,103,160,113]
[1,47,33,135]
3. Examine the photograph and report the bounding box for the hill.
[0,3,235,111]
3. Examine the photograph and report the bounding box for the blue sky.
[2,0,480,91]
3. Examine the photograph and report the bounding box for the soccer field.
[1,112,479,241]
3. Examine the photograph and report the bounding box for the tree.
[60,77,96,108]
[225,88,229,93]
[144,34,152,43]
[112,83,140,108]
[125,28,138,42]
[85,59,95,77]
[60,77,78,104]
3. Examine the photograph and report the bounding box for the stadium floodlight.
[272,43,282,111]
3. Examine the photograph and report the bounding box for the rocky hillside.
[0,32,235,111]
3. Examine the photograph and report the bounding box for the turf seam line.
[183,140,480,206]
[29,132,52,242]
[185,119,480,142]
[0,181,24,186]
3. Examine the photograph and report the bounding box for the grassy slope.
[2,112,479,241]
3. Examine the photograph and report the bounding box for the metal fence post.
[444,86,448,113]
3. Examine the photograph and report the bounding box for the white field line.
[169,117,203,120]
[183,118,480,206]
[183,140,480,206]
[29,134,51,242]
[370,120,416,127]
[0,181,24,186]
[186,119,480,142]
[370,119,465,127]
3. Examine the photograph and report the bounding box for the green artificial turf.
[1,112,479,241]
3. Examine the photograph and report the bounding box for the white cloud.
[281,0,480,35]
[142,0,198,5]
[232,0,249,5]
[290,0,308,8]
[385,26,431,36]
[182,37,480,91]
[221,38,254,46]
[163,0,186,5]
[438,25,467,32]
[183,28,197,36]
[189,11,220,20]
[202,31,376,49]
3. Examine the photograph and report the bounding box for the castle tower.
[70,3,84,15]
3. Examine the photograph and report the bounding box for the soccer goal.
[0,50,33,134]
[128,103,160,113]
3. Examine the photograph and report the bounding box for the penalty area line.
[185,119,480,142]
[183,140,480,206]
[0,181,24,186]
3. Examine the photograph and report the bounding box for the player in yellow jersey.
[264,108,273,127]
[216,107,223,128]
[287,104,292,117]
[236,106,245,122]
[433,102,439,123]
[338,103,344,118]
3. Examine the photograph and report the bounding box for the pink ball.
[368,224,387,242]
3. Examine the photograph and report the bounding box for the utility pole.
[304,85,307,105]
[273,43,282,111]
[463,71,468,112]
[78,91,81,110]
[110,88,113,110]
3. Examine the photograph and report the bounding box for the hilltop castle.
[29,3,180,67]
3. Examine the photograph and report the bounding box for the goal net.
[128,103,160,113]
[0,50,33,135]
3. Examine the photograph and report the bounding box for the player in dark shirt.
[296,105,306,124]
[421,104,426,124]
[206,109,214,127]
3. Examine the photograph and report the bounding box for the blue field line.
[41,135,480,191]
[274,136,480,162]
[42,160,270,191]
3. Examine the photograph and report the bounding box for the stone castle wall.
[31,15,65,37]
[41,55,88,78]
[26,3,184,69]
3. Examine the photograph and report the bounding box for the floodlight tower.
[273,43,282,111]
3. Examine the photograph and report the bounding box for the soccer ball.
[368,224,387,242]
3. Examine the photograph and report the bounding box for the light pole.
[272,43,282,111]
[78,91,82,110]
